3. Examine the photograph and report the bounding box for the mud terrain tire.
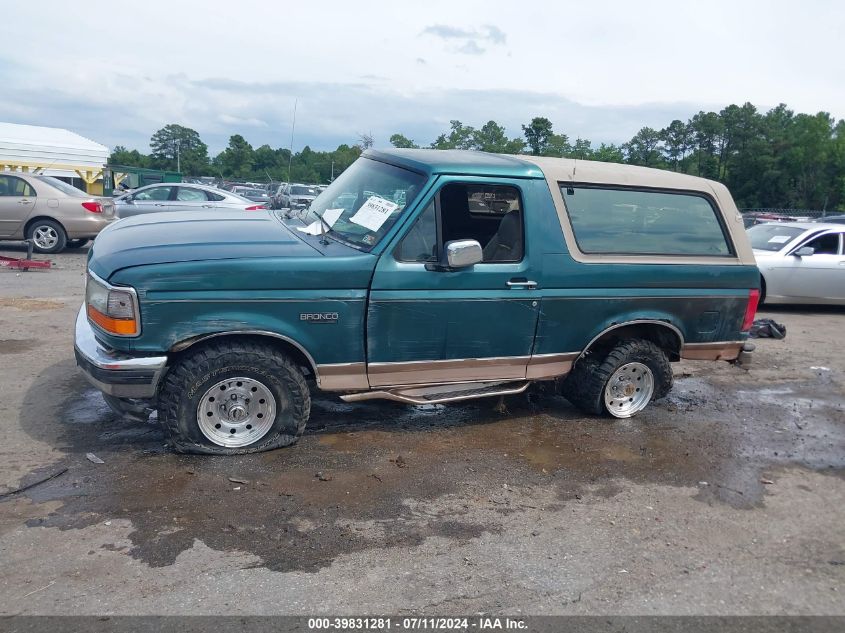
[158,340,310,454]
[560,339,672,417]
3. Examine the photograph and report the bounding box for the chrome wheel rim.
[33,226,58,249]
[604,362,654,418]
[197,377,276,448]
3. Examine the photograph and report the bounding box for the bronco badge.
[300,312,339,323]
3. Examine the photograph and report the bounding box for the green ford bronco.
[75,149,760,454]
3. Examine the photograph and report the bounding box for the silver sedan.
[750,222,845,305]
[115,183,266,218]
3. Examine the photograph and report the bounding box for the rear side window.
[176,187,208,201]
[561,186,732,256]
[135,186,173,201]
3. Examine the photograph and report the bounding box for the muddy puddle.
[7,359,845,573]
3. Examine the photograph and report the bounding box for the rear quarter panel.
[528,179,759,356]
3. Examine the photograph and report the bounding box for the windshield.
[291,186,317,196]
[244,189,266,197]
[747,224,806,251]
[34,175,89,197]
[301,157,426,251]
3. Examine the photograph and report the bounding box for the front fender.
[132,298,366,365]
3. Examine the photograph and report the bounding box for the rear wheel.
[26,219,67,254]
[158,340,310,454]
[560,339,672,418]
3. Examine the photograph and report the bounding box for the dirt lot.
[0,245,843,615]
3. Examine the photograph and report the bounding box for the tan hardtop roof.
[516,155,721,194]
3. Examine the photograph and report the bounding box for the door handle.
[201,204,213,208]
[154,203,167,207]
[17,199,31,204]
[506,279,537,289]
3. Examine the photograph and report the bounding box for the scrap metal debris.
[85,453,105,464]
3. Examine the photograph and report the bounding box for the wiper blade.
[315,212,333,245]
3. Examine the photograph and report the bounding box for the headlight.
[86,272,140,337]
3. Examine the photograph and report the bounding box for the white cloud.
[218,114,269,128]
[421,23,508,54]
[0,0,841,155]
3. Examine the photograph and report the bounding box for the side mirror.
[793,246,814,257]
[444,239,483,268]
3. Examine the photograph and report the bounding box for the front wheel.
[158,340,311,454]
[560,339,672,418]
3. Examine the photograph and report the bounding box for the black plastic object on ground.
[749,318,787,339]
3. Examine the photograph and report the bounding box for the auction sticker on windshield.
[768,235,792,244]
[350,196,399,232]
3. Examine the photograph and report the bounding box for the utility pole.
[331,160,334,182]
[175,139,181,174]
[287,98,298,182]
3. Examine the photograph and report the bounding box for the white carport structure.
[0,122,110,194]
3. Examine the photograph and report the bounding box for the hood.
[89,210,320,278]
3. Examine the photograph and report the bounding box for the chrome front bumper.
[73,306,167,399]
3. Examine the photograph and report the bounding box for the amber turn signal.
[87,304,138,336]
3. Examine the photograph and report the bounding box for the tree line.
[110,124,363,186]
[391,104,845,211]
[110,102,845,210]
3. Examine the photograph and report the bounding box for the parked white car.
[115,183,267,218]
[749,222,845,305]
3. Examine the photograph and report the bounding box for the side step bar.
[340,380,530,405]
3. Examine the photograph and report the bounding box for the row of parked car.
[183,180,328,211]
[0,172,337,254]
[743,211,845,227]
[264,182,326,210]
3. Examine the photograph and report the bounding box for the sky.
[1,0,843,155]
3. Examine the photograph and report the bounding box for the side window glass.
[395,200,437,262]
[207,192,225,202]
[0,176,33,197]
[803,233,839,255]
[562,186,731,256]
[176,187,208,201]
[396,201,437,262]
[438,183,523,263]
[135,186,172,201]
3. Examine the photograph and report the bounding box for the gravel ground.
[0,245,843,615]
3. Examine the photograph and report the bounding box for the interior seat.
[483,210,522,262]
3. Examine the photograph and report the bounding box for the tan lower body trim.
[525,352,579,379]
[368,356,530,387]
[681,341,744,361]
[316,362,368,390]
